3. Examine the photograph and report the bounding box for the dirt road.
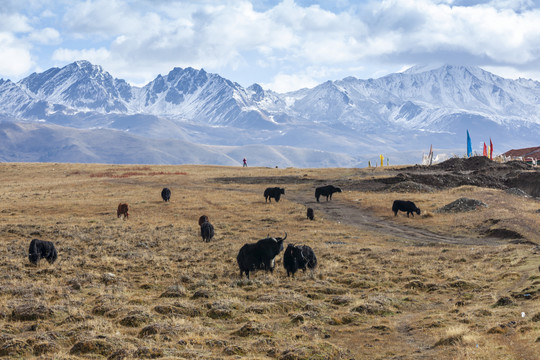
[286,190,510,246]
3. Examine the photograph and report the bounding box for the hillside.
[0,162,538,359]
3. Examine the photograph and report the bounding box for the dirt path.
[286,191,509,246]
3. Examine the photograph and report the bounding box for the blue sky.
[2,0,540,92]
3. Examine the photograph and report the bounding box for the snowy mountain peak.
[71,59,102,73]
[17,60,132,113]
[1,61,539,167]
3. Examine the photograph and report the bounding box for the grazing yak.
[315,185,342,202]
[161,188,171,202]
[264,187,285,203]
[117,203,129,219]
[198,215,209,226]
[392,200,421,217]
[200,221,215,243]
[28,239,57,265]
[307,207,314,220]
[283,244,317,278]
[237,233,287,279]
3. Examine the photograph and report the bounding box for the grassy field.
[0,163,538,359]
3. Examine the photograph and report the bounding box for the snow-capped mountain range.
[1,60,539,167]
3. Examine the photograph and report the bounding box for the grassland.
[0,162,538,359]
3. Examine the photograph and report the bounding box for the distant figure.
[198,215,209,226]
[392,200,421,218]
[200,220,215,243]
[315,185,342,202]
[28,239,57,265]
[161,188,171,202]
[243,158,247,167]
[117,203,129,219]
[264,187,285,203]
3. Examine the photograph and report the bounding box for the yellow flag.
[380,154,384,167]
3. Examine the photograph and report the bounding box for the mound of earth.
[437,198,487,213]
[483,228,523,239]
[505,188,529,197]
[505,171,540,198]
[387,181,434,193]
[369,156,540,197]
[429,156,532,172]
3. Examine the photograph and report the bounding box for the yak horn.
[282,232,287,241]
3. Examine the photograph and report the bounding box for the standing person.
[242,158,247,167]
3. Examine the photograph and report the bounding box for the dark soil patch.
[505,171,540,198]
[493,297,514,307]
[483,228,523,239]
[213,175,315,185]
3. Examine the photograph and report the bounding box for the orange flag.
[483,142,487,157]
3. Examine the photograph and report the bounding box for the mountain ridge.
[0,61,539,166]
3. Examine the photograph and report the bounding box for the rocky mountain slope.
[1,61,539,166]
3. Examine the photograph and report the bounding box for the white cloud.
[52,47,110,64]
[28,27,61,45]
[0,13,32,32]
[3,0,540,90]
[0,32,33,77]
[262,72,320,93]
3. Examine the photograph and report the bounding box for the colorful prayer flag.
[466,130,472,157]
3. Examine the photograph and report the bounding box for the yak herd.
[28,182,420,280]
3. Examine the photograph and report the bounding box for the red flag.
[483,142,487,157]
[489,138,493,160]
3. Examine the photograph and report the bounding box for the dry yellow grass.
[0,162,538,359]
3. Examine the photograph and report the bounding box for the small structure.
[502,146,540,166]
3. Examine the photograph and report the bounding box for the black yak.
[315,185,342,202]
[307,207,314,220]
[198,215,209,226]
[28,239,57,265]
[264,187,285,203]
[161,188,171,202]
[392,200,421,217]
[237,233,287,279]
[117,203,129,219]
[283,244,317,277]
[200,221,215,243]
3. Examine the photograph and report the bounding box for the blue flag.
[466,130,472,157]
